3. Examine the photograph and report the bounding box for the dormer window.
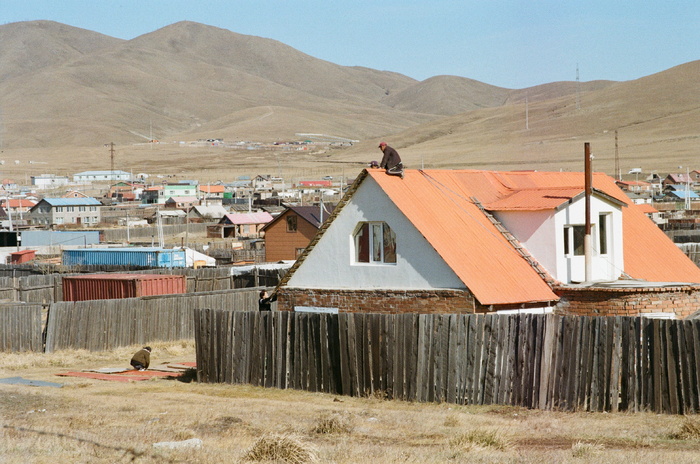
[353,222,396,264]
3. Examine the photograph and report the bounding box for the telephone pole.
[108,142,116,183]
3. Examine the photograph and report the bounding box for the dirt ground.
[1,341,699,463]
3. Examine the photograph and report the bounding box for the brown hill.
[0,20,697,182]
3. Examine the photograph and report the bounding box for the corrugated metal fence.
[0,304,43,352]
[44,288,264,352]
[194,311,700,415]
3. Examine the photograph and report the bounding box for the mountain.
[0,20,696,179]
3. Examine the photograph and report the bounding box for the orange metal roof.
[368,169,559,305]
[199,185,225,193]
[484,187,582,211]
[634,203,658,214]
[367,169,700,305]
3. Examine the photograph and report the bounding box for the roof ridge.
[274,170,368,293]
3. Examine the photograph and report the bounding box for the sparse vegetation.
[312,412,353,435]
[670,417,700,440]
[2,344,700,463]
[244,434,318,463]
[449,428,510,451]
[572,441,605,458]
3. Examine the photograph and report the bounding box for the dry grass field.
[2,341,699,463]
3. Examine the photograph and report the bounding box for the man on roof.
[377,142,404,179]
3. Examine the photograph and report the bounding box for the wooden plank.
[337,313,351,396]
[665,320,680,414]
[471,315,486,404]
[446,314,459,404]
[406,314,419,402]
[481,314,496,405]
[691,321,700,413]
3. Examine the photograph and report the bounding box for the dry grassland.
[1,341,699,463]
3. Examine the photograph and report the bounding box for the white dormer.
[488,188,626,284]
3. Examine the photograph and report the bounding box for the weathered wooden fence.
[194,311,700,415]
[0,267,285,304]
[0,304,43,352]
[44,288,266,352]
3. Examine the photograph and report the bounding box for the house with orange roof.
[275,169,700,317]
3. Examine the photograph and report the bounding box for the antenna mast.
[614,130,620,180]
[576,64,581,111]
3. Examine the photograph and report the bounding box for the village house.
[276,169,700,318]
[142,183,198,205]
[31,174,70,189]
[199,184,226,200]
[261,205,334,261]
[208,212,274,239]
[164,196,199,209]
[73,170,131,183]
[253,175,284,192]
[107,182,143,202]
[615,180,652,194]
[0,199,36,215]
[190,204,228,222]
[28,197,102,227]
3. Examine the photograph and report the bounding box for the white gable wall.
[286,177,465,290]
[495,195,624,284]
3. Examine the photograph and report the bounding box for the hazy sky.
[3,1,698,89]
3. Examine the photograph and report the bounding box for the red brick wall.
[554,285,700,319]
[277,288,480,314]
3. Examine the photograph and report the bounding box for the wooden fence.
[0,304,43,352]
[0,267,285,304]
[194,311,700,415]
[44,288,266,352]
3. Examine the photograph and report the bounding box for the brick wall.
[554,285,700,319]
[278,288,480,314]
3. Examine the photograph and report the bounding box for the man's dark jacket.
[380,146,402,169]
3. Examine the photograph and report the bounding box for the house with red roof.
[275,169,700,317]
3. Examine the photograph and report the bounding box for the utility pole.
[108,142,116,183]
[584,143,592,283]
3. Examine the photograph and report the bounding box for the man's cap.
[378,142,387,148]
[369,160,379,167]
[144,346,152,351]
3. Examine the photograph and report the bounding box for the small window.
[354,221,397,264]
[287,215,298,232]
[564,225,586,256]
[599,214,608,255]
[573,225,585,256]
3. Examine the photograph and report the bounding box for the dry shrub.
[244,434,318,463]
[450,429,509,451]
[443,414,460,427]
[571,441,605,458]
[312,412,353,435]
[671,417,700,440]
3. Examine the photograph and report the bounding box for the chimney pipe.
[584,142,593,283]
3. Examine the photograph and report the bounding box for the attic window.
[286,215,298,232]
[354,222,397,264]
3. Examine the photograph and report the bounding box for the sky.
[2,1,699,89]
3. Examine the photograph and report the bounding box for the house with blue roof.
[28,197,102,227]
